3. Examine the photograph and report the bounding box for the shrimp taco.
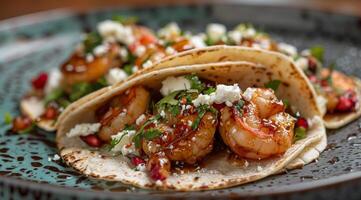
[143,45,361,129]
[56,60,325,190]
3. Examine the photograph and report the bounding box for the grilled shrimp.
[142,111,217,180]
[61,43,121,86]
[320,69,358,112]
[98,86,150,142]
[219,88,296,159]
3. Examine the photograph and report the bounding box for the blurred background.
[1,0,361,20]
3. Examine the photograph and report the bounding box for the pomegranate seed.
[42,106,58,120]
[150,165,167,181]
[80,135,102,147]
[335,96,355,112]
[213,103,226,111]
[12,116,32,132]
[296,117,309,129]
[308,75,318,83]
[31,72,48,90]
[308,57,318,73]
[131,156,145,166]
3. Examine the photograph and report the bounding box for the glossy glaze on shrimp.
[140,105,217,180]
[219,88,296,159]
[97,86,150,142]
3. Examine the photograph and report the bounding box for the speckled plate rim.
[1,2,361,198]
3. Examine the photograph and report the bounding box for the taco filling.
[64,74,310,182]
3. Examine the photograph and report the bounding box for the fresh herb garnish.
[83,32,102,54]
[204,87,216,95]
[133,115,162,148]
[310,46,324,63]
[112,15,138,25]
[123,64,133,76]
[235,100,245,112]
[69,77,108,102]
[185,74,205,92]
[3,112,12,125]
[142,128,163,140]
[191,105,218,130]
[326,63,335,86]
[294,127,306,141]
[107,125,136,151]
[44,88,64,105]
[265,80,281,92]
[283,99,290,109]
[155,91,181,116]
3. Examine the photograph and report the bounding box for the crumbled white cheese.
[97,20,135,45]
[53,154,60,161]
[158,22,181,39]
[206,23,226,42]
[242,88,256,101]
[190,35,206,48]
[228,30,242,44]
[301,49,311,57]
[142,60,153,68]
[85,54,94,63]
[244,28,256,38]
[136,114,146,125]
[155,180,163,186]
[105,68,128,85]
[165,46,177,55]
[110,130,137,155]
[66,123,101,138]
[93,44,109,56]
[160,110,166,118]
[134,45,146,56]
[45,69,62,95]
[119,47,129,61]
[160,76,191,96]
[294,57,309,70]
[192,84,241,107]
[21,97,45,119]
[278,43,297,57]
[136,163,146,172]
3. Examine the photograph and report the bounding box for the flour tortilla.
[57,62,325,190]
[143,45,361,129]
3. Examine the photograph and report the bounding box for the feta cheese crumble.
[105,68,128,85]
[158,22,181,39]
[136,114,146,125]
[45,69,62,94]
[160,76,191,96]
[228,30,242,44]
[206,23,226,42]
[97,20,135,45]
[142,60,153,68]
[278,43,297,57]
[294,57,309,70]
[21,97,45,119]
[66,123,101,138]
[192,84,242,107]
[110,130,137,155]
[93,44,109,56]
[190,35,206,48]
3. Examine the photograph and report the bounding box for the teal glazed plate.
[1,3,361,200]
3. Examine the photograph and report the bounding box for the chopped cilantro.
[57,98,71,108]
[133,115,162,148]
[326,63,335,86]
[112,15,138,25]
[143,128,162,140]
[185,74,205,92]
[83,32,102,54]
[69,82,94,101]
[310,46,324,63]
[107,125,135,151]
[294,127,306,141]
[191,105,218,130]
[204,87,216,95]
[155,91,181,116]
[265,80,281,92]
[3,112,12,125]
[123,64,133,76]
[235,100,245,112]
[283,99,290,109]
[44,88,64,105]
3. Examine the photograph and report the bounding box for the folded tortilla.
[57,61,325,190]
[143,45,360,129]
